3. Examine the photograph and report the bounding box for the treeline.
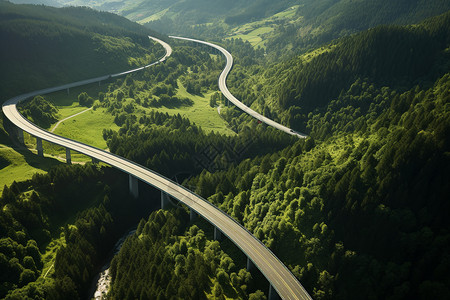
[0,164,154,299]
[94,45,222,115]
[104,109,295,178]
[109,209,265,299]
[224,11,450,134]
[185,63,450,299]
[278,11,450,114]
[19,95,59,129]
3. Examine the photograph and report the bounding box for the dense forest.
[108,209,268,299]
[0,164,159,299]
[104,10,450,300]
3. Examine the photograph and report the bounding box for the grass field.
[0,145,61,193]
[21,79,234,164]
[226,5,300,49]
[52,107,119,149]
[148,80,235,136]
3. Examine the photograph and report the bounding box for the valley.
[1,1,450,299]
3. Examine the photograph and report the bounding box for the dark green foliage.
[106,113,295,178]
[19,96,58,129]
[266,0,450,58]
[0,164,149,299]
[0,1,163,101]
[109,209,255,299]
[278,15,449,114]
[77,92,94,107]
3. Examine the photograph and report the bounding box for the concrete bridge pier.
[161,191,170,209]
[36,137,43,157]
[214,227,222,241]
[246,257,255,272]
[129,174,139,198]
[268,284,280,300]
[67,88,70,95]
[190,208,197,222]
[16,127,24,145]
[66,148,71,164]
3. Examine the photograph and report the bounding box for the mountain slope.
[184,13,450,299]
[246,11,450,133]
[0,1,164,101]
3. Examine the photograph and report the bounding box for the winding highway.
[169,36,308,138]
[2,36,311,300]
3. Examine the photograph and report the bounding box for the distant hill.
[40,0,450,57]
[266,0,450,56]
[0,1,164,101]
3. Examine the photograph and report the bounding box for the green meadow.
[226,5,300,49]
[0,145,61,193]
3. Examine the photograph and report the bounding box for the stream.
[89,228,136,300]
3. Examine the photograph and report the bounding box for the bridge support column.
[129,174,139,198]
[246,257,255,272]
[67,88,70,95]
[190,208,197,222]
[66,148,71,164]
[16,128,24,145]
[214,227,222,241]
[161,191,170,209]
[268,284,279,300]
[36,137,43,157]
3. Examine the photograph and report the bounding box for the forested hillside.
[108,209,267,299]
[0,1,164,100]
[0,164,158,299]
[104,12,450,299]
[224,11,450,134]
[183,47,450,300]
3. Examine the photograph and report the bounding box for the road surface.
[170,36,308,139]
[2,36,311,300]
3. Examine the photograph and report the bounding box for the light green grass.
[228,26,273,48]
[300,44,337,64]
[20,106,118,163]
[53,107,118,149]
[136,8,170,24]
[227,5,301,49]
[147,81,235,136]
[0,145,61,193]
[40,233,66,280]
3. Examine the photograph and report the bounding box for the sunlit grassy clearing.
[149,81,235,136]
[227,5,300,48]
[0,145,61,193]
[227,27,273,48]
[53,107,118,150]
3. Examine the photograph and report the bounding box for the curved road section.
[169,36,307,139]
[2,36,311,300]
